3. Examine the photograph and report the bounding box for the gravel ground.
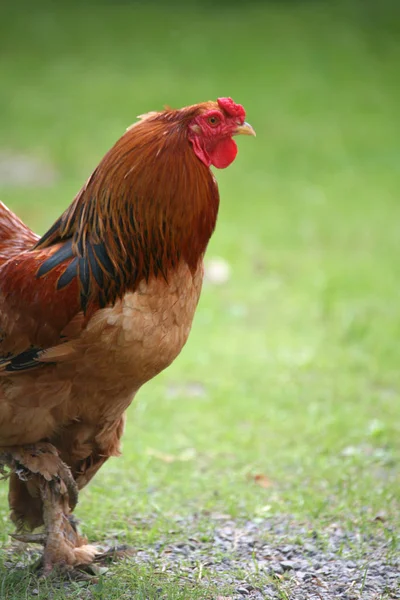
[128,515,399,600]
[3,515,399,599]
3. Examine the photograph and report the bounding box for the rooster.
[0,97,255,572]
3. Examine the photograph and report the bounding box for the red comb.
[217,97,246,120]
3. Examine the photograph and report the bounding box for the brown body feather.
[0,103,220,530]
[0,201,39,264]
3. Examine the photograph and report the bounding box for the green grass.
[0,0,399,597]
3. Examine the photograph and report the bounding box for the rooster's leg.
[39,477,98,573]
[0,442,98,572]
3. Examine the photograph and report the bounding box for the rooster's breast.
[73,261,204,396]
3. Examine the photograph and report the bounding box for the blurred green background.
[0,0,399,565]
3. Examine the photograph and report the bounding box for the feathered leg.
[38,476,98,573]
[0,443,78,508]
[0,442,98,572]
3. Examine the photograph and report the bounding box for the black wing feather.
[86,243,104,288]
[57,257,79,290]
[36,240,74,278]
[0,347,44,372]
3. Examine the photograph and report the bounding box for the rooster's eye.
[208,115,220,127]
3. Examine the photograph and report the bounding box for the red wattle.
[208,137,238,169]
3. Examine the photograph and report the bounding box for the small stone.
[280,544,295,555]
[304,542,317,554]
[387,571,399,578]
[270,563,284,574]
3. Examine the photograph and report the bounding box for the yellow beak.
[234,122,256,137]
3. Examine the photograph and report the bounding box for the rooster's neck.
[35,120,220,311]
